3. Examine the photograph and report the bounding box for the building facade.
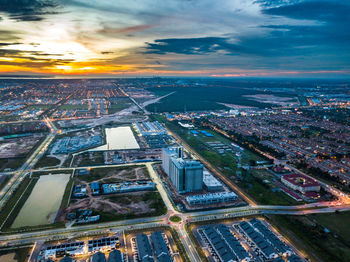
[162,147,203,193]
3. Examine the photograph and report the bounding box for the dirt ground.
[0,134,44,158]
[56,166,155,222]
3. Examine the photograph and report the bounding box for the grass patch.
[0,247,31,262]
[0,157,26,172]
[93,191,167,224]
[34,155,60,168]
[156,116,296,205]
[0,176,37,231]
[169,215,182,223]
[270,214,350,262]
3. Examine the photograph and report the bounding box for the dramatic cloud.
[0,0,60,21]
[0,0,349,77]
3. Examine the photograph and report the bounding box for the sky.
[0,0,349,78]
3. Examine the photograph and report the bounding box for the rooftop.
[282,173,320,188]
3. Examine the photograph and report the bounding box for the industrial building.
[162,147,203,193]
[136,234,154,262]
[134,121,167,136]
[102,181,156,194]
[281,173,320,193]
[203,170,223,191]
[90,182,101,195]
[60,257,73,262]
[150,232,172,262]
[186,192,238,206]
[51,135,102,154]
[73,184,87,198]
[134,121,169,148]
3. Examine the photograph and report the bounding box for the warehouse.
[43,241,85,259]
[90,182,101,195]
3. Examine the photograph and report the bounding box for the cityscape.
[0,1,350,262]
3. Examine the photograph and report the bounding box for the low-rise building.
[91,252,106,262]
[90,182,101,195]
[281,173,320,193]
[203,171,223,192]
[136,234,154,262]
[186,192,237,206]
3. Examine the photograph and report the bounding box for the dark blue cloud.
[145,37,230,55]
[145,0,350,72]
[0,0,60,21]
[263,1,350,23]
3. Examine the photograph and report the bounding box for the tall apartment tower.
[162,147,203,193]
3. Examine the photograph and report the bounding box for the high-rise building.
[162,147,203,193]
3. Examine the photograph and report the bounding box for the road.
[1,112,350,262]
[166,128,257,206]
[0,131,55,210]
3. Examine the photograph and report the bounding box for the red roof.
[281,186,302,201]
[282,173,320,188]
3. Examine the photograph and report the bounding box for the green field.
[34,155,60,168]
[108,97,132,114]
[154,115,298,205]
[146,85,293,112]
[271,213,350,262]
[58,104,89,110]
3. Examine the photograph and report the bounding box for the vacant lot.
[57,165,165,223]
[271,213,350,262]
[76,165,150,183]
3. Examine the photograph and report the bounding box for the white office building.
[162,147,203,193]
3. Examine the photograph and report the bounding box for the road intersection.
[0,116,350,262]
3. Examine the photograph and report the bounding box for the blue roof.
[250,218,290,254]
[203,225,237,262]
[90,182,100,190]
[216,224,249,260]
[150,232,171,262]
[91,252,106,262]
[239,221,276,258]
[136,234,154,262]
[108,249,123,262]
